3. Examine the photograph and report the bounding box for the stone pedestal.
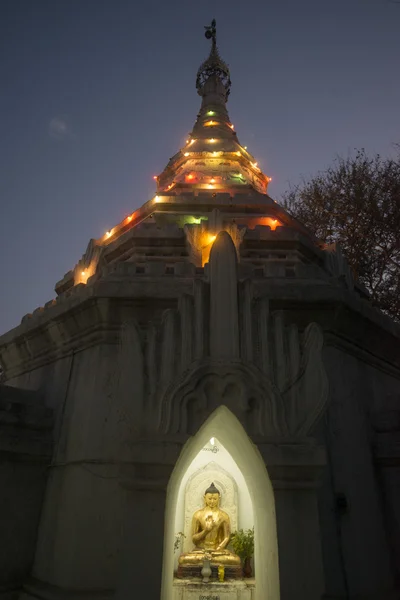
[173,578,255,600]
[177,564,242,580]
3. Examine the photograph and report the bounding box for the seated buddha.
[178,482,241,567]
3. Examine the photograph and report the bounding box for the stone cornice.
[54,194,316,295]
[0,276,192,343]
[0,291,178,379]
[254,282,400,370]
[1,269,399,381]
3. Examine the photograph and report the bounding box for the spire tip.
[204,19,217,44]
[196,20,231,101]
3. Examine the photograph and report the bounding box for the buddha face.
[204,492,220,509]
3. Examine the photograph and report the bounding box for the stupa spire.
[196,19,231,103]
[155,20,271,196]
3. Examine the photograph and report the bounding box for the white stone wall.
[320,345,398,598]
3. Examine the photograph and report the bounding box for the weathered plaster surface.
[0,219,399,600]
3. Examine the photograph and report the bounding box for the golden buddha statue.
[178,482,241,568]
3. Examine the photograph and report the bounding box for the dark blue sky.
[1,0,399,335]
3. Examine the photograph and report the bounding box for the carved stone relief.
[114,231,329,440]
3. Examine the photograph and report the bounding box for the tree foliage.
[283,149,400,322]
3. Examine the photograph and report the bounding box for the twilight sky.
[1,0,399,335]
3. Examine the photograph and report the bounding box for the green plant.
[230,527,254,560]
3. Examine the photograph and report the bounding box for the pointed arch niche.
[161,406,280,600]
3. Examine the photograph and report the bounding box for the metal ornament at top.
[196,19,231,101]
[204,19,217,43]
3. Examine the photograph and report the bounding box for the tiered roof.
[50,19,315,295]
[157,20,270,195]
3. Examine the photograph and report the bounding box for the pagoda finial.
[204,19,217,45]
[196,19,231,101]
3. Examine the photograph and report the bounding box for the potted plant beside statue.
[230,527,254,578]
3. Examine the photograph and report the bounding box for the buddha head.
[204,481,220,509]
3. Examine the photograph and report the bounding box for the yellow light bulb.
[184,152,189,157]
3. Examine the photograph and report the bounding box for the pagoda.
[0,19,399,600]
[53,20,311,296]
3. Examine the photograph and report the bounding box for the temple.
[1,19,400,600]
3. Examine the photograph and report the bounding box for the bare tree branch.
[284,148,400,322]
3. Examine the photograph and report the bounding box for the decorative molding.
[158,349,328,439]
[209,231,239,360]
